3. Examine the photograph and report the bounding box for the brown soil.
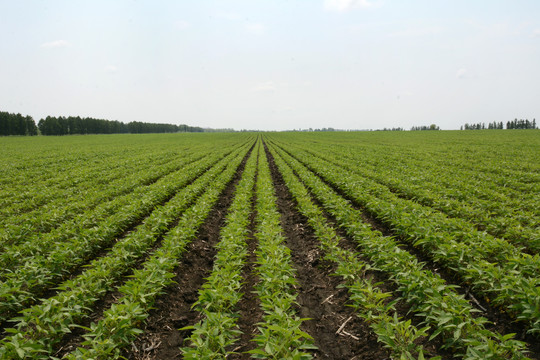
[353,164,537,256]
[264,144,391,359]
[51,146,252,359]
[62,157,220,282]
[300,188,454,359]
[52,225,176,357]
[283,147,540,358]
[51,155,247,358]
[120,147,252,360]
[0,159,223,340]
[13,158,222,315]
[227,170,262,359]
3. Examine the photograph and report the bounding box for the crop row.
[0,135,255,238]
[0,143,251,359]
[0,134,253,215]
[273,141,536,270]
[267,143,437,359]
[181,141,259,358]
[271,133,538,217]
[0,150,204,250]
[0,134,182,193]
[247,144,316,359]
[267,140,531,359]
[1,132,536,359]
[0,143,245,323]
[284,141,539,253]
[0,148,224,275]
[269,139,540,336]
[61,140,250,359]
[163,141,318,358]
[0,147,172,213]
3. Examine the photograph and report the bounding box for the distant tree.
[0,112,7,135]
[39,116,60,135]
[9,112,212,136]
[411,124,440,131]
[25,116,38,135]
[505,118,537,129]
[0,111,38,136]
[462,121,508,130]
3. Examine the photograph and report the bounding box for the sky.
[1,0,539,131]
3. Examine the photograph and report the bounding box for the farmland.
[0,130,539,359]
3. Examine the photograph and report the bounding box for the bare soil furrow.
[119,145,253,360]
[227,188,261,359]
[265,144,391,359]
[283,148,540,357]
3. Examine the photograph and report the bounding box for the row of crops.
[0,131,538,359]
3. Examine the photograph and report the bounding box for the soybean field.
[0,131,539,359]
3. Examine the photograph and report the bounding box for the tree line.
[411,124,440,131]
[0,112,38,136]
[0,111,206,136]
[461,118,537,130]
[37,116,206,135]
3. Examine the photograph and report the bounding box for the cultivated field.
[0,131,539,359]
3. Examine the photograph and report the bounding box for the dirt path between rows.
[121,146,253,360]
[276,144,540,358]
[227,164,262,359]
[264,143,390,359]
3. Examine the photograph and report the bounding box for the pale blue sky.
[1,0,539,130]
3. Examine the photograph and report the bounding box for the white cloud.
[532,29,540,38]
[40,40,70,49]
[456,68,480,80]
[324,0,373,12]
[252,81,276,93]
[105,65,118,73]
[245,22,265,34]
[175,20,190,30]
[456,68,468,79]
